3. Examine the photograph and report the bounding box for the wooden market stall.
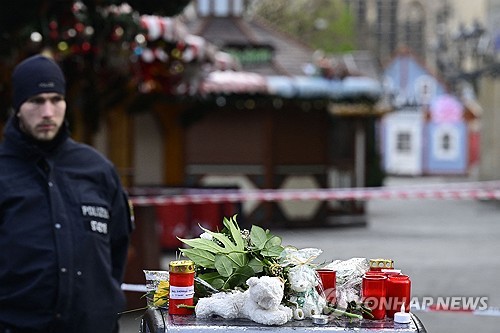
[177,3,387,227]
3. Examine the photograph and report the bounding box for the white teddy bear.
[287,266,327,320]
[195,276,293,326]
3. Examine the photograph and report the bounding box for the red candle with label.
[386,274,411,318]
[362,275,387,320]
[169,260,195,315]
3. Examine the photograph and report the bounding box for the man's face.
[17,92,66,141]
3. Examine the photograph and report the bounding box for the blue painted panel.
[424,122,468,174]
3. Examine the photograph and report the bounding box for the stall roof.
[137,12,384,103]
[198,71,382,102]
[199,70,268,95]
[266,75,382,101]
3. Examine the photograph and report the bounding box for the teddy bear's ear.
[246,276,258,286]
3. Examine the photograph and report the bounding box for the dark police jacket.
[0,117,133,333]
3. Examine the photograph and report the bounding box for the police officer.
[0,54,133,332]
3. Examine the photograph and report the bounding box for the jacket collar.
[2,116,70,159]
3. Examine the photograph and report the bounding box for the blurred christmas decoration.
[0,0,233,97]
[0,0,242,134]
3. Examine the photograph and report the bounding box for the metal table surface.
[140,308,428,333]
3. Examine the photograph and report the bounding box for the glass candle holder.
[386,274,411,318]
[362,275,387,320]
[316,269,336,304]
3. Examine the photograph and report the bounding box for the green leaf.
[178,237,225,254]
[227,252,249,268]
[197,272,225,291]
[248,257,264,273]
[223,215,245,250]
[211,278,225,290]
[197,271,224,290]
[261,245,285,257]
[250,225,268,249]
[266,235,282,247]
[214,254,234,277]
[199,226,239,253]
[223,266,255,290]
[197,272,220,283]
[179,248,215,268]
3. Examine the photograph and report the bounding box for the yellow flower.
[153,280,170,307]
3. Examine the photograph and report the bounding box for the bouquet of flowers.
[178,215,287,293]
[175,215,369,321]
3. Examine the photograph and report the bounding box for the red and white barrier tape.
[122,283,148,293]
[129,180,500,206]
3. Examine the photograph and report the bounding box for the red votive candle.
[169,260,195,315]
[381,269,401,277]
[364,271,387,277]
[386,274,411,318]
[316,269,336,304]
[362,275,387,320]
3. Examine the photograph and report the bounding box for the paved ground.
[119,176,500,332]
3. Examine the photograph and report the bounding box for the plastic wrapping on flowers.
[322,257,371,316]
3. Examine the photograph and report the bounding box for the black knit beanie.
[11,54,66,111]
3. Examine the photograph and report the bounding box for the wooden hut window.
[396,131,411,153]
[441,133,451,151]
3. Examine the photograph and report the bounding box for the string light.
[57,41,69,52]
[30,32,43,43]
